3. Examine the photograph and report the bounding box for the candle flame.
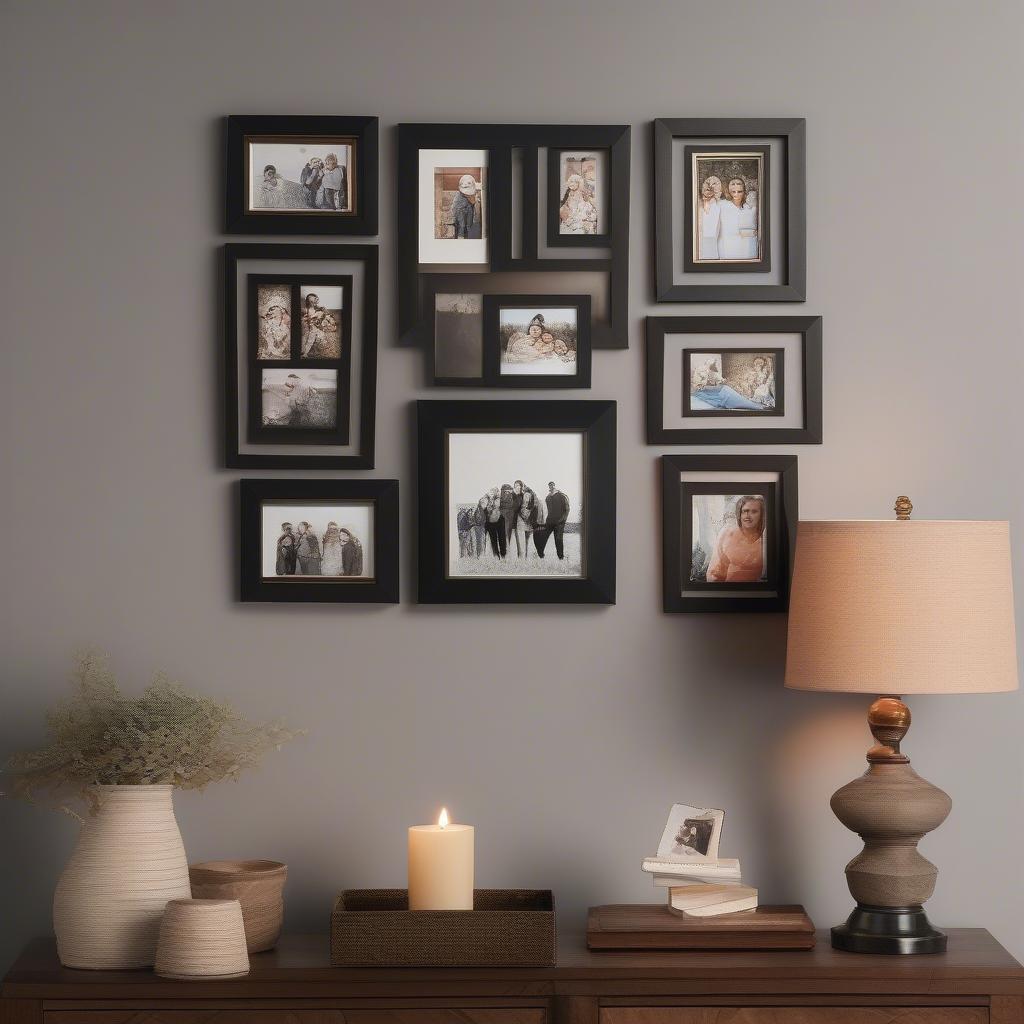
[438,807,449,829]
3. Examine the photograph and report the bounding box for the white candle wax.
[408,808,474,911]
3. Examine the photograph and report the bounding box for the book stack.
[642,803,757,917]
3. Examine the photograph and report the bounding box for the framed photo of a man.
[417,400,616,604]
[661,455,797,613]
[226,116,378,235]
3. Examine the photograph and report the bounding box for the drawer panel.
[601,1009,987,1024]
[46,1012,546,1024]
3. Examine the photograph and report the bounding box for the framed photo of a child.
[226,115,379,235]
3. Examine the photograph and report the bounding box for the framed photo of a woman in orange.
[685,488,776,592]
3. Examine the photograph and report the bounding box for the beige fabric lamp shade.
[785,520,1018,695]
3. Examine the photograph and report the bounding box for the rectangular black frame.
[546,146,613,248]
[662,455,797,614]
[417,400,616,604]
[247,274,354,445]
[681,347,784,418]
[240,479,398,603]
[682,144,771,274]
[224,244,378,469]
[397,123,630,349]
[226,115,378,235]
[646,316,822,445]
[653,118,805,302]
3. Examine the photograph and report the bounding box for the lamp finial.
[894,495,913,521]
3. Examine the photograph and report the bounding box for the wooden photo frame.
[662,455,797,613]
[226,115,378,235]
[240,478,399,603]
[417,400,616,604]
[646,316,822,445]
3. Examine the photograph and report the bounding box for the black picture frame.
[225,115,378,235]
[239,478,399,603]
[681,347,784,418]
[417,400,616,604]
[653,118,806,302]
[247,274,353,446]
[682,144,771,274]
[546,146,612,248]
[646,316,822,445]
[662,455,797,614]
[396,123,630,349]
[224,244,378,469]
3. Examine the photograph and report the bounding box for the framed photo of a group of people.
[397,123,631,351]
[225,115,379,235]
[646,315,822,445]
[662,455,797,613]
[654,118,805,302]
[417,400,616,604]
[224,244,378,469]
[240,479,399,603]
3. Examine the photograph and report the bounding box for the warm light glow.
[438,807,449,829]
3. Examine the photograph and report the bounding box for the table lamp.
[784,497,1018,954]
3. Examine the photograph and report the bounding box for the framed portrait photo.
[417,400,616,604]
[418,148,489,265]
[240,479,398,603]
[547,147,611,246]
[654,118,805,302]
[225,115,378,235]
[224,244,377,469]
[661,455,797,613]
[646,316,822,444]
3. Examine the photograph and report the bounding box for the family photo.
[690,493,768,584]
[690,150,765,264]
[447,431,584,578]
[557,151,602,235]
[260,503,373,580]
[248,139,355,213]
[261,369,338,429]
[255,283,344,361]
[434,165,485,240]
[499,307,578,376]
[686,350,778,414]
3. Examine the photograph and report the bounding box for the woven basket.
[155,898,250,979]
[189,860,287,953]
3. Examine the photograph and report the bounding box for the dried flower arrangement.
[3,651,302,811]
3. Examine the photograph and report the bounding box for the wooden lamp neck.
[866,695,911,764]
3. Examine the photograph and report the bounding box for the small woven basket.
[189,860,287,953]
[155,898,250,980]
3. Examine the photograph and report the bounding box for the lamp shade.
[785,520,1018,695]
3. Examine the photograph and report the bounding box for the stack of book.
[641,855,758,917]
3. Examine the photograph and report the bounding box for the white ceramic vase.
[53,784,191,969]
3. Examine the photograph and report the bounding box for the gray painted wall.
[2,0,1022,971]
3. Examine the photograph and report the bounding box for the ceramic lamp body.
[408,823,474,910]
[53,785,191,969]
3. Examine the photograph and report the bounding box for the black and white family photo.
[261,503,372,580]
[499,308,578,376]
[447,432,584,578]
[261,369,338,429]
[249,139,355,213]
[256,283,344,361]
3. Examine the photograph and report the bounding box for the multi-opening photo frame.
[417,400,616,604]
[646,316,822,445]
[662,454,798,613]
[224,244,378,469]
[225,115,379,235]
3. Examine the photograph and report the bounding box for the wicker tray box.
[331,888,556,967]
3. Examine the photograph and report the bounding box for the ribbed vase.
[53,784,191,969]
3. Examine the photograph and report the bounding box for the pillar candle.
[408,807,474,911]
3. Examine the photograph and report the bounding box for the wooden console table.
[3,930,1023,1024]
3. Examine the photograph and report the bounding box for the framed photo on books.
[225,115,378,235]
[653,118,805,302]
[240,478,399,603]
[646,316,822,445]
[661,454,797,613]
[417,400,616,604]
[224,244,378,469]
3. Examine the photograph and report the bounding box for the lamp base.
[831,904,947,955]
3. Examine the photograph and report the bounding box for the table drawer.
[601,1008,987,1024]
[46,1012,547,1024]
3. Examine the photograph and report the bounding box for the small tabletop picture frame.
[226,115,378,235]
[653,118,805,302]
[662,454,797,613]
[647,315,822,445]
[417,400,616,604]
[240,478,398,603]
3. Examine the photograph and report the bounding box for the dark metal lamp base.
[832,904,947,954]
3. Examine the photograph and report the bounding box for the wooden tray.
[331,888,555,966]
[587,903,815,951]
